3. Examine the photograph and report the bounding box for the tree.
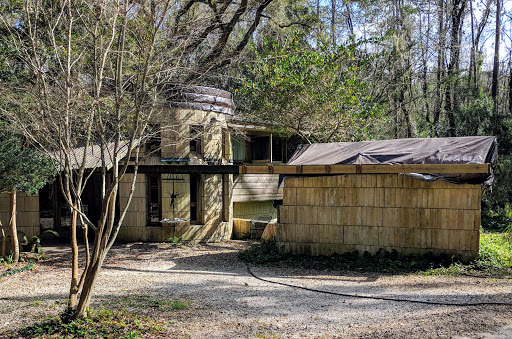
[237,36,383,143]
[0,129,56,262]
[0,0,279,319]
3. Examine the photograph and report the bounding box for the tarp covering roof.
[287,136,497,184]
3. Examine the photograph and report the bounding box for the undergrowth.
[239,232,512,277]
[239,239,456,273]
[15,307,170,339]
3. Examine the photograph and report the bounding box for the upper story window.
[190,125,202,154]
[232,134,287,164]
[146,124,161,156]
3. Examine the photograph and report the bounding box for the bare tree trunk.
[468,0,476,92]
[331,0,336,46]
[434,0,446,135]
[69,205,79,309]
[317,0,321,48]
[508,51,512,112]
[9,191,18,262]
[492,0,501,113]
[421,5,431,125]
[444,0,467,137]
[344,1,354,36]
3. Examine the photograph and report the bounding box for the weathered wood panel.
[277,174,482,261]
[232,174,283,202]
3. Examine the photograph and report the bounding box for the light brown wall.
[233,201,277,220]
[278,174,481,261]
[0,192,40,239]
[233,174,283,202]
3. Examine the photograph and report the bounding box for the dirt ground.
[1,241,512,338]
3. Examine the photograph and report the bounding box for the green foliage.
[0,261,33,278]
[239,239,455,273]
[238,239,288,265]
[451,94,494,137]
[241,233,512,277]
[18,307,166,339]
[165,236,182,245]
[237,36,384,143]
[474,232,512,272]
[0,129,57,194]
[482,156,512,230]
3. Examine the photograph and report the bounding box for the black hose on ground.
[246,263,512,307]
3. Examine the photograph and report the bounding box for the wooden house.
[0,86,284,243]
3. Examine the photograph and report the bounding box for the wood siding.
[278,174,481,261]
[233,174,283,202]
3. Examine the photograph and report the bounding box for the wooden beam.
[239,164,490,175]
[239,164,358,174]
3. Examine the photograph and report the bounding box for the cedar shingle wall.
[0,192,40,239]
[277,174,481,261]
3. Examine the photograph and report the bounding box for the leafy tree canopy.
[0,128,57,194]
[236,35,384,143]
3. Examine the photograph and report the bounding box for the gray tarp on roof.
[287,136,497,184]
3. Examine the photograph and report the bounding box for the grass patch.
[240,234,512,277]
[15,307,165,339]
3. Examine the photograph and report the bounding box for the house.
[0,86,286,243]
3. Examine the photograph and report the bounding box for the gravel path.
[1,241,512,338]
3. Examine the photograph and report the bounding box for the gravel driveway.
[1,241,512,338]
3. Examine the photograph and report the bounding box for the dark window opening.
[222,175,229,222]
[272,137,287,162]
[39,183,55,219]
[251,136,270,161]
[146,124,161,156]
[147,174,162,226]
[190,174,201,223]
[190,125,202,153]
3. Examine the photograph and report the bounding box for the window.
[190,125,202,153]
[251,136,270,161]
[232,136,247,163]
[222,175,229,222]
[147,174,161,226]
[146,124,161,156]
[272,137,287,162]
[190,174,201,223]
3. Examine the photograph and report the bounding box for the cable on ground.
[246,263,512,307]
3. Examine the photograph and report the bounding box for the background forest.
[1,0,511,227]
[213,0,512,228]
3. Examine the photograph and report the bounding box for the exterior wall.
[117,108,233,243]
[277,174,481,261]
[233,174,283,202]
[0,192,39,239]
[233,201,277,220]
[153,109,228,161]
[118,174,148,241]
[233,218,252,239]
